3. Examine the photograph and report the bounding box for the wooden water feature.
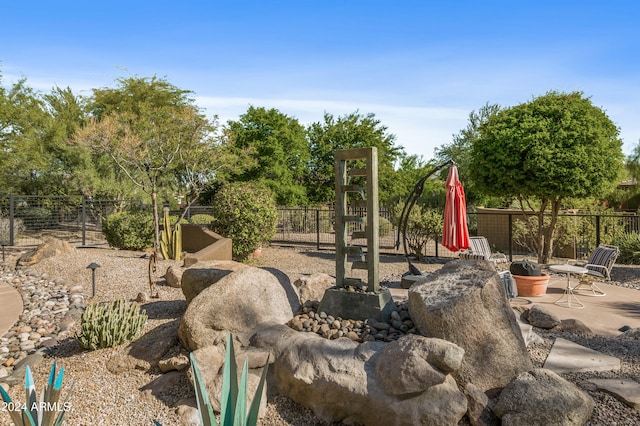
[318,147,395,321]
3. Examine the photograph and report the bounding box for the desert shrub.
[379,216,393,237]
[512,214,577,257]
[613,232,640,265]
[210,182,277,260]
[390,202,443,260]
[169,214,189,225]
[512,208,628,257]
[76,299,147,350]
[102,210,154,250]
[14,206,53,230]
[189,214,214,225]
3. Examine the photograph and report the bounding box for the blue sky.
[1,1,639,161]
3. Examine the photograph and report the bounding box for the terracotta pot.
[513,273,549,297]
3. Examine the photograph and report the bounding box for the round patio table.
[550,264,588,308]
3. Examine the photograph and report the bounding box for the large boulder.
[254,325,468,426]
[180,260,247,304]
[494,368,594,425]
[178,266,300,350]
[408,260,532,392]
[374,334,464,395]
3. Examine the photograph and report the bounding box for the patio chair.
[567,244,619,296]
[459,236,509,269]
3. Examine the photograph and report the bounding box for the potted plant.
[510,260,549,296]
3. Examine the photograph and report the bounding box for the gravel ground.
[1,244,639,425]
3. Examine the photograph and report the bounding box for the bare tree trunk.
[151,180,160,251]
[541,199,562,264]
[149,179,160,297]
[535,209,545,264]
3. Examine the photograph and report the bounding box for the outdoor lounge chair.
[567,244,620,296]
[459,236,509,269]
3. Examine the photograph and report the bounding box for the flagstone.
[543,337,620,373]
[587,378,640,409]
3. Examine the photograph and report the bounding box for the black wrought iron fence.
[470,210,640,261]
[272,207,640,260]
[2,192,638,262]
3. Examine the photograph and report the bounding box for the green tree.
[0,76,49,194]
[306,111,404,205]
[389,154,447,209]
[435,103,501,207]
[35,87,112,197]
[470,91,624,263]
[618,139,640,210]
[0,73,128,198]
[224,106,310,206]
[75,76,232,252]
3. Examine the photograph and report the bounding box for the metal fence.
[271,206,461,257]
[0,192,143,247]
[271,207,640,260]
[2,193,638,262]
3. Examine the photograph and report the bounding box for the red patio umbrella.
[442,165,470,252]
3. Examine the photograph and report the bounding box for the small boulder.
[165,265,184,288]
[140,370,184,401]
[293,273,335,304]
[375,335,464,396]
[557,318,593,334]
[17,238,75,266]
[174,398,200,426]
[494,368,594,425]
[526,305,561,329]
[159,353,190,373]
[135,292,150,303]
[464,382,499,426]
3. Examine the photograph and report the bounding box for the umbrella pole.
[397,160,453,276]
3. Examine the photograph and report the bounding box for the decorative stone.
[408,260,532,392]
[527,304,561,329]
[158,353,190,373]
[495,368,594,425]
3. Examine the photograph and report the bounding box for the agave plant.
[191,333,269,426]
[0,361,74,426]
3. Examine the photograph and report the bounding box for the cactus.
[191,333,269,426]
[76,299,148,350]
[0,361,73,426]
[160,209,182,261]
